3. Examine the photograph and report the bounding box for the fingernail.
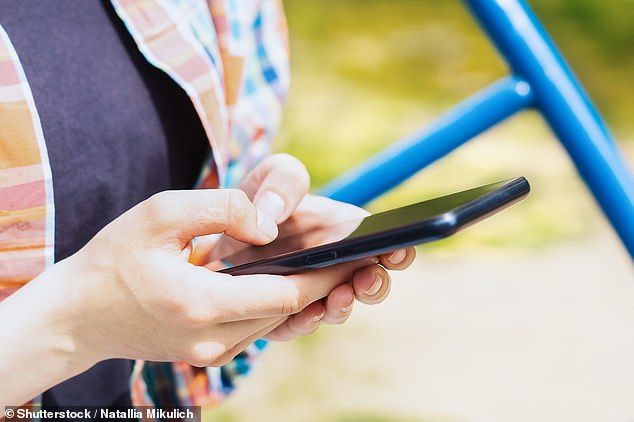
[387,249,407,265]
[255,191,286,223]
[339,303,353,314]
[313,310,325,322]
[256,209,278,239]
[364,272,383,296]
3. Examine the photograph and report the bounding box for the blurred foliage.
[281,0,634,130]
[206,6,633,421]
[275,0,634,251]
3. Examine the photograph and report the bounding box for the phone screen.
[215,180,512,271]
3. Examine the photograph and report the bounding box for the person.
[0,0,415,409]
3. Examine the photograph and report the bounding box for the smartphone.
[218,177,530,276]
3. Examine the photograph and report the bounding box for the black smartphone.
[218,177,530,276]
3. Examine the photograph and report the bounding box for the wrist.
[44,254,109,367]
[31,258,103,370]
[0,257,102,404]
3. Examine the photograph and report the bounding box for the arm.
[0,259,95,407]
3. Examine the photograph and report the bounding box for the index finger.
[242,154,310,224]
[130,189,278,249]
[194,257,378,322]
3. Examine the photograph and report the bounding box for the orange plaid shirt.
[0,0,289,408]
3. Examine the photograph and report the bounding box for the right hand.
[44,189,371,368]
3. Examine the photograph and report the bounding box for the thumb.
[241,154,310,224]
[133,189,278,248]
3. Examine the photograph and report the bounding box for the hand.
[193,154,416,341]
[68,189,375,365]
[0,187,377,405]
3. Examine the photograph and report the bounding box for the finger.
[194,257,378,321]
[210,314,281,349]
[241,154,310,224]
[212,317,287,366]
[181,310,284,367]
[321,283,355,325]
[263,301,325,341]
[188,234,221,266]
[352,264,392,305]
[135,189,278,248]
[379,247,417,271]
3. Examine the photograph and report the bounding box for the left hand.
[191,154,416,341]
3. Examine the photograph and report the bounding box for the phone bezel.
[220,176,530,275]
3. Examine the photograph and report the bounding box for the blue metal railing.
[319,0,634,259]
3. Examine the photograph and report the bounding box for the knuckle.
[279,297,298,316]
[297,291,312,311]
[273,153,303,170]
[158,292,212,329]
[160,295,192,323]
[223,189,252,226]
[279,295,302,315]
[185,342,226,368]
[226,188,250,206]
[271,154,310,187]
[182,304,213,329]
[142,191,173,226]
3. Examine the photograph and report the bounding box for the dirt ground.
[208,225,634,422]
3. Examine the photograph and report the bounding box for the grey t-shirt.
[1,0,209,405]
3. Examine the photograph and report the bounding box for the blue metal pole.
[319,76,533,206]
[465,0,634,258]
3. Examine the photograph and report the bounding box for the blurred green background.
[274,0,634,252]
[207,1,634,421]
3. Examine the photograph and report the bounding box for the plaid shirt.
[0,0,289,408]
